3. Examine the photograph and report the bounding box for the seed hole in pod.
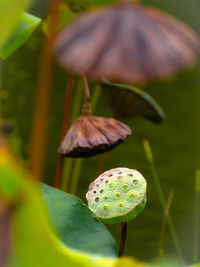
[114,191,122,197]
[108,183,114,188]
[96,184,100,187]
[117,176,123,179]
[105,180,109,183]
[128,173,133,177]
[102,203,110,210]
[95,197,99,202]
[100,189,104,193]
[128,191,136,199]
[118,171,122,174]
[93,190,96,194]
[117,201,125,207]
[109,174,113,177]
[100,178,104,181]
[121,182,129,190]
[104,195,109,199]
[133,179,139,185]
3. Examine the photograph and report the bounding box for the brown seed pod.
[54,3,200,85]
[58,115,131,157]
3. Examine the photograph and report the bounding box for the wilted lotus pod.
[86,168,147,224]
[59,115,131,158]
[54,3,200,85]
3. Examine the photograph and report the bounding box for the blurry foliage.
[0,0,31,47]
[0,12,41,59]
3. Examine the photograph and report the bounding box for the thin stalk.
[143,139,184,263]
[91,85,101,113]
[54,73,75,188]
[61,82,83,192]
[193,169,200,263]
[118,222,128,257]
[97,152,109,177]
[70,81,83,123]
[81,74,91,115]
[61,158,73,191]
[159,190,174,259]
[69,159,83,194]
[29,0,60,179]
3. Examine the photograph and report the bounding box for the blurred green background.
[1,0,200,264]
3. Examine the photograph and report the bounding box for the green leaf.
[0,12,41,59]
[103,81,165,124]
[41,183,118,257]
[0,140,116,266]
[0,0,31,48]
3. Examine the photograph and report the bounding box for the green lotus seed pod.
[86,168,147,224]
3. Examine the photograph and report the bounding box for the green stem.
[193,169,200,263]
[143,139,184,263]
[97,152,109,177]
[69,159,83,194]
[118,222,128,257]
[158,190,174,259]
[91,85,101,113]
[81,74,91,115]
[61,158,73,191]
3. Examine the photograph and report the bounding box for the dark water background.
[2,0,200,264]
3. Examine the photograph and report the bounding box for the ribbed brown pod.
[58,115,131,157]
[54,3,200,84]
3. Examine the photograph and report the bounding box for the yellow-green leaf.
[0,0,31,48]
[0,12,41,59]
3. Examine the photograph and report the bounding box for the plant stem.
[91,85,101,113]
[54,73,75,188]
[158,190,174,259]
[118,222,128,257]
[29,0,60,179]
[61,82,83,192]
[143,139,184,263]
[69,158,83,194]
[81,74,91,115]
[193,169,200,263]
[61,157,73,191]
[97,152,109,177]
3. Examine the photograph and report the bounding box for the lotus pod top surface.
[86,168,147,224]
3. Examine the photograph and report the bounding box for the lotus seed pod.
[55,3,200,85]
[86,168,147,224]
[58,115,131,158]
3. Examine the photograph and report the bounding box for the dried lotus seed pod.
[86,168,147,224]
